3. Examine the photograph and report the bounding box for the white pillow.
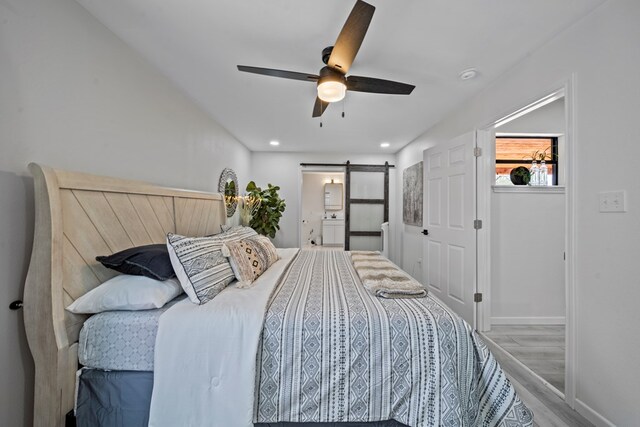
[66,275,183,314]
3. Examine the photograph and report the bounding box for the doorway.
[476,84,576,405]
[299,169,345,249]
[299,162,393,252]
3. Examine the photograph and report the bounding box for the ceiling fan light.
[317,80,346,103]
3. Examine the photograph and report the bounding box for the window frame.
[495,135,559,185]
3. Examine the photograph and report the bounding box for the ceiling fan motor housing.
[318,66,346,84]
[322,46,334,65]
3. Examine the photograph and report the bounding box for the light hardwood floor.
[480,330,592,427]
[484,325,565,392]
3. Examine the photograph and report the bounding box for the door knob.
[422,229,429,236]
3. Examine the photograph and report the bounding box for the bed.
[23,163,532,427]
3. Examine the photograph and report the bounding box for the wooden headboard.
[23,163,227,427]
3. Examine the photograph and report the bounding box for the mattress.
[78,297,184,371]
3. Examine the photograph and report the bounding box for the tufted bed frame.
[23,163,227,427]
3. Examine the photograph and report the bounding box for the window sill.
[492,185,565,194]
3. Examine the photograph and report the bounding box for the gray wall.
[393,1,640,424]
[0,0,250,425]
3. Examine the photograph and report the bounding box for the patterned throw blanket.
[351,251,427,299]
[254,250,533,427]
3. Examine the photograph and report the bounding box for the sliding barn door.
[345,162,390,251]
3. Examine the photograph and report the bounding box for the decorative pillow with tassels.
[222,235,279,288]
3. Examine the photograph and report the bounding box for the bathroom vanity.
[322,217,345,246]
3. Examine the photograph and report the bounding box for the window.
[495,136,558,185]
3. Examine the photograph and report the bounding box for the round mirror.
[218,168,238,217]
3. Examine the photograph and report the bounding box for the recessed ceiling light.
[380,142,390,148]
[459,68,478,81]
[270,140,280,146]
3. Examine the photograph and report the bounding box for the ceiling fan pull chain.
[320,121,323,128]
[342,98,345,118]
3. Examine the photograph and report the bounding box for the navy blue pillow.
[96,244,175,281]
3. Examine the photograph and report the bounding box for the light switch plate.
[599,190,627,212]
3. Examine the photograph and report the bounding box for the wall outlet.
[599,190,627,213]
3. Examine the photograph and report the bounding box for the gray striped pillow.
[166,226,258,304]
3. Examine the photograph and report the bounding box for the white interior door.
[423,132,476,327]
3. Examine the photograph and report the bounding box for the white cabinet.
[324,183,343,210]
[322,220,345,246]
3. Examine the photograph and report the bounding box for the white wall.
[393,1,640,424]
[491,192,566,324]
[0,0,250,425]
[492,98,566,324]
[396,148,434,282]
[497,97,565,134]
[250,152,396,256]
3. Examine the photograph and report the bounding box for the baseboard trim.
[491,316,566,325]
[574,398,615,427]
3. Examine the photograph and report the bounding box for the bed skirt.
[76,369,153,427]
[75,369,408,427]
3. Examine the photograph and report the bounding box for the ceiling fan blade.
[312,97,329,117]
[347,75,415,95]
[237,65,319,82]
[327,0,375,75]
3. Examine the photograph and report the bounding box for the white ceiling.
[75,0,605,153]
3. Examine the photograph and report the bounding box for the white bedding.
[148,248,299,427]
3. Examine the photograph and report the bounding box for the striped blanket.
[351,251,428,299]
[254,250,533,426]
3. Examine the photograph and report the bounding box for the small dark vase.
[510,166,531,185]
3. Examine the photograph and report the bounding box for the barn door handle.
[422,229,429,236]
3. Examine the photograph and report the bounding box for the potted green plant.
[245,181,286,238]
[509,166,531,185]
[530,148,554,162]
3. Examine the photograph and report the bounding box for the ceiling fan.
[237,0,415,118]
